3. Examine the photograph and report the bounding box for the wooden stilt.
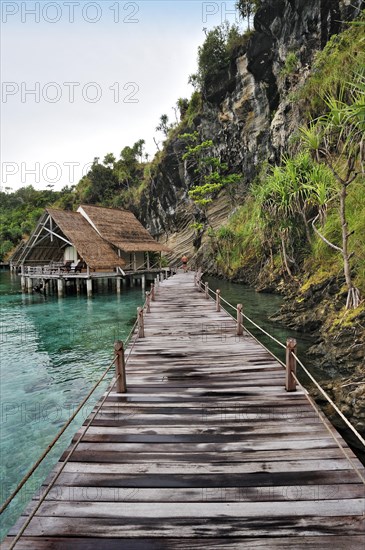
[114,341,126,393]
[236,304,243,336]
[57,278,64,298]
[138,307,145,338]
[286,338,297,392]
[86,279,93,298]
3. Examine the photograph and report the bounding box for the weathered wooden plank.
[35,484,365,503]
[60,447,349,462]
[23,498,365,520]
[8,515,365,538]
[44,470,362,489]
[7,272,365,547]
[59,459,362,475]
[4,535,365,550]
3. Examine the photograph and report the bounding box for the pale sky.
[1,0,242,191]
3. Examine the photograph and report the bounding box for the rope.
[3,283,153,546]
[0,356,117,516]
[198,275,365,454]
[219,295,286,349]
[1,291,148,516]
[7,373,122,550]
[291,371,365,485]
[292,352,365,449]
[199,282,287,366]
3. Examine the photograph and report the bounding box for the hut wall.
[64,246,78,263]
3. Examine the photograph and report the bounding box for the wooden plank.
[4,536,365,549]
[35,484,365,503]
[6,271,365,548]
[8,515,365,538]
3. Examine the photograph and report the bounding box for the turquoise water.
[0,272,145,539]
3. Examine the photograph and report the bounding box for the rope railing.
[0,355,118,516]
[195,275,365,454]
[196,278,287,367]
[291,352,365,449]
[7,370,123,550]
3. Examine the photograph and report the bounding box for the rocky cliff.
[141,0,363,264]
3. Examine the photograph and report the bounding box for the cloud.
[1,0,241,190]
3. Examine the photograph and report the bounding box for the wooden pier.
[5,272,365,548]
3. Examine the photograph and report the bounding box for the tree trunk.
[301,210,312,244]
[281,233,292,278]
[340,184,360,309]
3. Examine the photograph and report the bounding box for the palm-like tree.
[300,76,365,309]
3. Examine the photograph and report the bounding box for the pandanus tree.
[300,77,365,309]
[253,153,336,278]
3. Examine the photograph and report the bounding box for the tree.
[177,98,189,119]
[197,24,229,84]
[253,154,336,278]
[181,132,241,232]
[132,139,145,163]
[103,153,116,167]
[236,0,259,31]
[156,114,172,137]
[300,78,365,308]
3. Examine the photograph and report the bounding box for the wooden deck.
[5,272,365,548]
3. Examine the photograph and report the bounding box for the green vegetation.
[189,22,249,92]
[280,52,299,77]
[180,132,241,239]
[296,13,365,116]
[299,74,365,308]
[236,0,260,31]
[215,15,365,309]
[0,186,70,261]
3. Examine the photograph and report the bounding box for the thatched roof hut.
[78,205,169,253]
[14,205,169,271]
[47,209,125,270]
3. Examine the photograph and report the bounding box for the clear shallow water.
[0,272,144,539]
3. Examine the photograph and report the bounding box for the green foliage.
[309,179,365,294]
[280,52,299,77]
[0,186,70,261]
[156,114,173,137]
[184,92,203,126]
[296,12,365,116]
[181,132,241,209]
[215,197,264,275]
[193,22,245,90]
[236,0,260,31]
[253,152,336,226]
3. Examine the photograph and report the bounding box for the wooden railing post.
[138,307,145,338]
[236,304,243,336]
[151,283,155,301]
[286,338,297,392]
[146,291,151,313]
[204,282,209,299]
[114,341,126,393]
[216,289,221,312]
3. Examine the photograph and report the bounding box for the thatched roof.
[78,205,170,253]
[47,209,125,270]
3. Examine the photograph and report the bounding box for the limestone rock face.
[142,0,363,257]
